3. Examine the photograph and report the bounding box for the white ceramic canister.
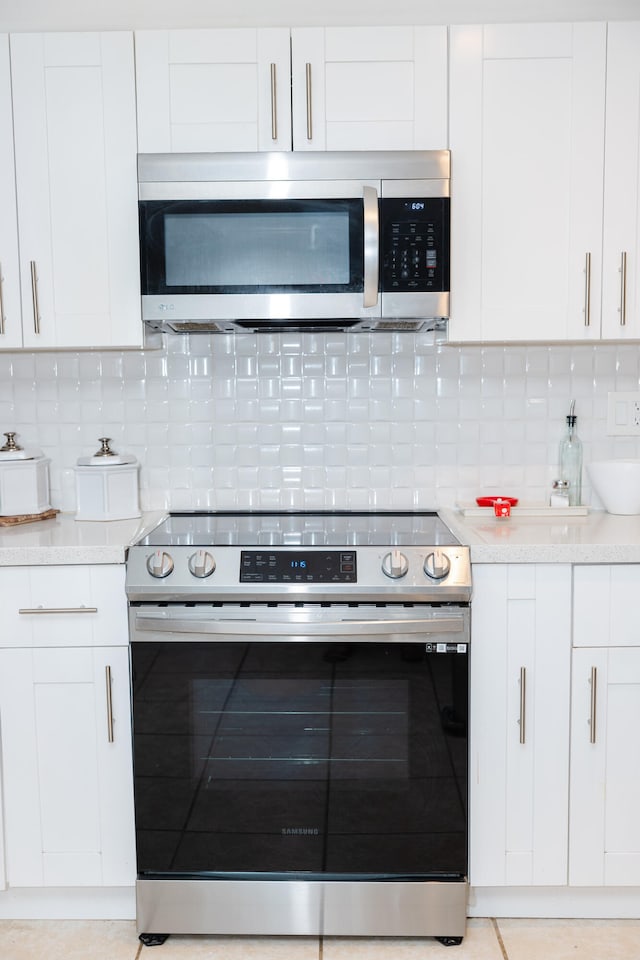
[75,438,141,521]
[0,431,51,517]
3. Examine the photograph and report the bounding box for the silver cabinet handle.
[30,261,41,335]
[105,665,114,743]
[583,252,591,327]
[18,606,98,615]
[363,185,379,309]
[0,261,5,336]
[589,666,597,744]
[619,251,628,326]
[519,666,526,745]
[270,62,278,141]
[305,62,313,141]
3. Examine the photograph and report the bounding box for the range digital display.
[240,550,356,583]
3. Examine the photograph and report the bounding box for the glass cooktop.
[139,510,461,549]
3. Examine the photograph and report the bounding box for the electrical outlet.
[606,392,640,435]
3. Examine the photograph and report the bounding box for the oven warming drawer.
[136,877,468,938]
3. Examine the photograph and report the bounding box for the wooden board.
[0,508,59,527]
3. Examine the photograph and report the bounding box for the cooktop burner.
[138,510,460,548]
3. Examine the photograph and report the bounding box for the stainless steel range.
[126,511,471,947]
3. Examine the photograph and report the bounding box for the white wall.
[1,0,640,31]
[1,335,638,514]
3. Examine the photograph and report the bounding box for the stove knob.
[382,549,409,579]
[188,549,216,579]
[146,549,174,579]
[424,549,451,581]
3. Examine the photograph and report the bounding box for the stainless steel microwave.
[138,151,450,334]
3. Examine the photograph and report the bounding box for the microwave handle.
[363,185,379,308]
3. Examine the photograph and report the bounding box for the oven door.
[130,603,468,886]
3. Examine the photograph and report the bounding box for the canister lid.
[0,431,43,461]
[76,437,137,467]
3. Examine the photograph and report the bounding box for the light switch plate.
[606,391,640,435]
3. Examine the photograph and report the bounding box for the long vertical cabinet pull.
[30,261,41,335]
[105,665,114,743]
[0,262,5,335]
[270,63,278,141]
[619,251,628,326]
[305,62,313,141]
[589,666,597,744]
[584,253,592,326]
[518,666,526,744]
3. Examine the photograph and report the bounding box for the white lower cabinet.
[469,564,572,886]
[0,566,135,890]
[569,566,640,886]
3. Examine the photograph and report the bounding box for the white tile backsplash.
[2,330,640,513]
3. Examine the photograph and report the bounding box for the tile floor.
[1,918,639,960]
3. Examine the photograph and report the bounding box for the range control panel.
[380,197,450,293]
[240,550,357,583]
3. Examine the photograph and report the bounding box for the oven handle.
[132,614,467,639]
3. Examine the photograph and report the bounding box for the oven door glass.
[131,637,467,881]
[139,199,364,295]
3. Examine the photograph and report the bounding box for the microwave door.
[139,185,383,328]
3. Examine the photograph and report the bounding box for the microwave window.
[139,198,365,295]
[165,211,350,288]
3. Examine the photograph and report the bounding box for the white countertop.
[0,511,166,566]
[2,507,640,567]
[440,507,640,563]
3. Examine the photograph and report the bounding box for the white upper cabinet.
[290,26,447,151]
[449,23,607,342]
[6,32,142,350]
[601,22,640,339]
[135,26,448,154]
[135,28,292,153]
[0,36,21,350]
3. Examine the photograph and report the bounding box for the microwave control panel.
[380,197,450,293]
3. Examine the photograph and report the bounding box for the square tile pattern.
[3,334,640,515]
[1,918,639,960]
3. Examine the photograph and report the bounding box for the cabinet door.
[601,22,640,340]
[449,23,606,342]
[570,647,640,885]
[10,32,141,349]
[0,645,135,887]
[291,26,447,152]
[135,29,292,153]
[0,35,21,350]
[470,564,571,886]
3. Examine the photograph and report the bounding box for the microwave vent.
[166,320,237,334]
[370,318,448,334]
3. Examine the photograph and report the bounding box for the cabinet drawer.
[573,565,640,647]
[0,564,127,647]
